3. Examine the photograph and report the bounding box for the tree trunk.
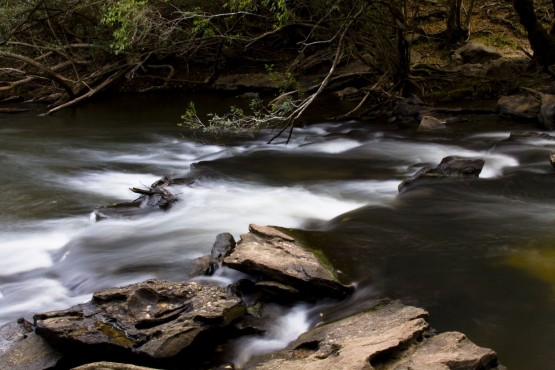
[513,0,555,66]
[446,0,469,44]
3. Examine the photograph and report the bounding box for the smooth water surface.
[1,93,554,369]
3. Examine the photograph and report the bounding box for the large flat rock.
[223,224,352,300]
[34,280,246,360]
[244,301,501,370]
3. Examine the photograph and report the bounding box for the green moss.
[96,322,134,347]
[275,227,339,281]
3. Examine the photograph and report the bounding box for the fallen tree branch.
[43,68,126,115]
[0,50,76,98]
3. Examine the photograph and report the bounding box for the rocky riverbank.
[1,224,503,370]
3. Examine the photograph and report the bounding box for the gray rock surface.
[223,224,352,300]
[244,301,501,370]
[0,318,62,370]
[34,280,246,360]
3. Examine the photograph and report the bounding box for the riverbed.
[1,93,554,369]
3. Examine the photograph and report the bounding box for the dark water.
[1,93,554,369]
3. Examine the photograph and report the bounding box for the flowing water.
[1,93,555,369]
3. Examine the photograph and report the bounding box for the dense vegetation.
[2,1,555,138]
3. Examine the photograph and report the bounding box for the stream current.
[1,93,555,369]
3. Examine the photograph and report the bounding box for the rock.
[0,318,62,370]
[244,301,501,370]
[189,255,213,277]
[538,93,555,130]
[34,280,246,361]
[550,152,555,168]
[211,232,236,261]
[504,130,554,142]
[497,94,540,120]
[244,300,429,369]
[399,156,485,192]
[254,281,302,303]
[393,331,499,370]
[392,95,427,121]
[518,87,555,130]
[417,115,446,132]
[73,362,161,370]
[190,232,237,277]
[223,224,352,301]
[453,41,502,65]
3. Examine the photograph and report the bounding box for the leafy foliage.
[178,96,295,139]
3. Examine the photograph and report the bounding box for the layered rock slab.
[245,301,501,370]
[34,280,246,360]
[223,224,352,301]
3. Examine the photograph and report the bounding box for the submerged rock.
[244,300,500,370]
[34,280,246,361]
[223,224,352,301]
[399,156,485,192]
[0,318,62,370]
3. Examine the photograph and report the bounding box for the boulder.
[223,224,352,301]
[34,280,246,361]
[453,41,502,65]
[244,301,501,370]
[0,318,62,370]
[399,156,485,192]
[417,115,446,132]
[497,94,540,120]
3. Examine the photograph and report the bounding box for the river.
[1,93,554,369]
